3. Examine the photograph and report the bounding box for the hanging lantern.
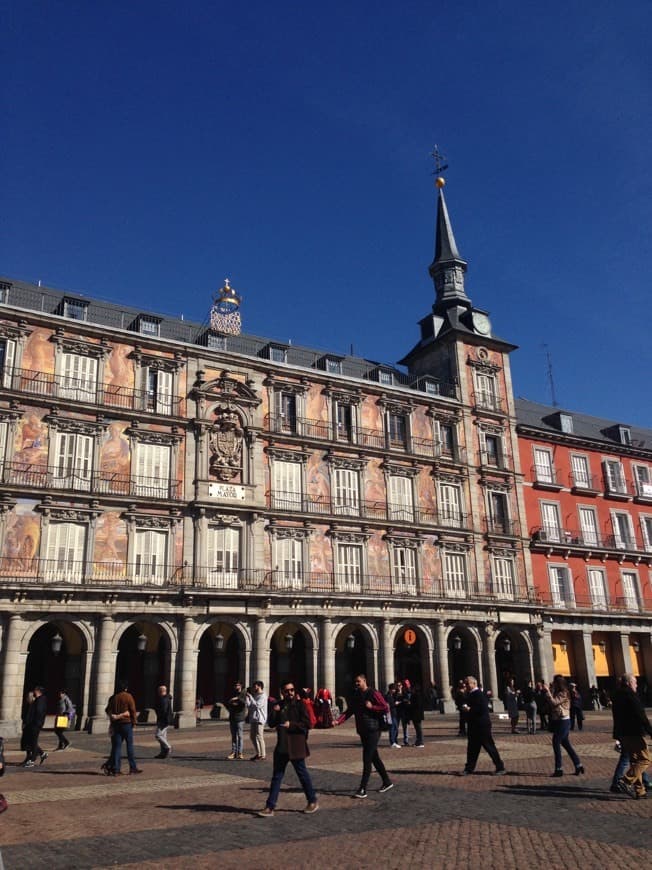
[51,633,63,656]
[502,636,512,653]
[137,633,147,653]
[451,634,462,652]
[346,634,356,650]
[215,633,225,652]
[284,633,294,651]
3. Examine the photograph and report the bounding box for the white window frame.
[274,390,298,434]
[548,564,574,608]
[489,490,510,533]
[620,570,641,611]
[641,515,652,552]
[443,551,467,597]
[139,317,160,337]
[611,510,635,549]
[540,501,561,542]
[333,467,360,515]
[392,546,417,594]
[134,528,168,585]
[275,537,303,589]
[0,420,8,474]
[325,357,342,375]
[439,482,463,528]
[335,543,362,591]
[633,465,652,499]
[570,453,591,489]
[483,432,502,467]
[533,447,555,484]
[386,411,408,448]
[207,525,240,588]
[475,372,498,410]
[135,442,171,498]
[146,368,173,415]
[388,475,414,522]
[45,521,86,583]
[272,459,303,510]
[52,431,93,492]
[588,567,608,610]
[0,338,16,389]
[269,346,287,363]
[603,459,627,495]
[63,298,88,321]
[335,402,354,442]
[578,505,599,547]
[492,556,516,598]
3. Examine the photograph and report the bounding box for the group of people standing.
[385,680,425,748]
[20,686,75,767]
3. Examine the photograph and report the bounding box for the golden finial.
[435,177,446,188]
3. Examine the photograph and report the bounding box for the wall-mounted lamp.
[631,640,640,653]
[284,633,294,651]
[559,639,568,653]
[137,633,147,654]
[502,637,512,653]
[346,634,356,650]
[451,634,462,652]
[215,633,225,652]
[598,640,606,653]
[51,633,63,656]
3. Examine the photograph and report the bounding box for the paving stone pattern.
[0,713,649,869]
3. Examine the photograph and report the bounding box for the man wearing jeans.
[257,682,318,817]
[107,680,142,775]
[611,673,652,799]
[154,685,174,759]
[225,681,247,760]
[335,673,393,798]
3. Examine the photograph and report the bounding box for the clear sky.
[3,1,651,427]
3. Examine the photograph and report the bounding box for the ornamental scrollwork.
[209,407,244,481]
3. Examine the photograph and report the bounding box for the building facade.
[0,182,649,734]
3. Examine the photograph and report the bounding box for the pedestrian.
[21,685,48,767]
[385,683,401,748]
[569,683,584,731]
[106,680,142,776]
[521,681,537,734]
[534,680,549,731]
[610,740,651,794]
[504,679,520,733]
[154,685,174,759]
[542,675,584,777]
[409,683,425,747]
[454,680,468,736]
[256,681,318,817]
[54,688,74,750]
[460,676,506,776]
[246,680,268,760]
[314,688,334,729]
[195,695,204,725]
[299,688,317,729]
[225,680,247,759]
[335,673,394,798]
[610,673,652,799]
[590,685,601,711]
[395,679,412,746]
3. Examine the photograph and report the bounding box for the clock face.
[473,312,491,336]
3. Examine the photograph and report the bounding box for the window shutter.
[2,339,15,387]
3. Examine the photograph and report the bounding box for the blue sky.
[3,1,651,426]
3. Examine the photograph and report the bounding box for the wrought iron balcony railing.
[569,472,601,492]
[473,392,505,414]
[486,518,520,537]
[531,464,562,487]
[3,366,181,415]
[1,461,183,500]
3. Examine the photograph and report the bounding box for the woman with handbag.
[54,689,73,750]
[543,675,584,777]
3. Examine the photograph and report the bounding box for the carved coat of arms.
[209,408,244,481]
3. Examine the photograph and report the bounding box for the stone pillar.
[320,617,335,695]
[535,624,553,684]
[89,615,116,733]
[577,631,597,696]
[483,627,501,709]
[381,618,393,691]
[253,616,268,688]
[435,620,454,711]
[612,632,632,678]
[177,616,198,729]
[0,613,24,735]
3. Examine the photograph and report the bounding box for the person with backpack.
[54,688,74,750]
[256,681,318,816]
[335,673,394,798]
[154,685,174,759]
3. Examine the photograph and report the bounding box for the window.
[378,370,393,386]
[63,298,88,321]
[621,571,640,611]
[443,551,467,597]
[134,529,167,584]
[603,459,627,495]
[0,339,16,389]
[633,465,652,499]
[475,372,498,410]
[388,475,414,521]
[559,413,573,434]
[272,460,302,510]
[612,512,635,549]
[549,565,574,607]
[207,526,239,588]
[274,391,297,434]
[393,547,416,593]
[336,543,362,591]
[618,426,631,446]
[533,447,555,484]
[425,381,439,396]
[578,506,599,546]
[489,491,509,534]
[333,467,359,515]
[483,433,501,467]
[540,502,561,542]
[139,317,160,337]
[52,432,93,491]
[207,332,227,351]
[45,521,86,583]
[275,537,303,588]
[269,346,287,363]
[439,482,462,527]
[438,422,455,458]
[0,420,7,474]
[325,358,342,375]
[335,402,353,442]
[0,282,9,304]
[135,442,171,498]
[387,412,407,448]
[146,368,173,414]
[570,454,591,489]
[588,568,608,610]
[641,516,652,552]
[493,556,516,598]
[59,352,98,402]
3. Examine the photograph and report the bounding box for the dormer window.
[206,332,227,351]
[138,316,161,337]
[325,357,342,375]
[379,370,393,386]
[264,344,288,363]
[559,413,573,434]
[0,282,10,304]
[63,298,88,321]
[619,426,631,446]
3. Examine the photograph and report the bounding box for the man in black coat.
[612,673,652,799]
[154,685,174,759]
[22,685,49,767]
[461,676,505,776]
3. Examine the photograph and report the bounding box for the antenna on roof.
[542,343,558,408]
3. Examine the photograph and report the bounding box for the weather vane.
[430,144,449,187]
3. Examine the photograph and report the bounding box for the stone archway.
[115,622,171,713]
[334,625,372,702]
[196,623,243,709]
[269,624,313,697]
[447,625,479,690]
[394,624,425,689]
[23,621,87,720]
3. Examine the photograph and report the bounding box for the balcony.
[633,479,652,503]
[3,366,182,416]
[535,589,652,615]
[473,392,505,415]
[531,464,563,491]
[531,526,605,549]
[2,461,183,500]
[569,472,601,495]
[486,518,520,537]
[603,475,631,501]
[0,556,188,587]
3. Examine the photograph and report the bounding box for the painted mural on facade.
[420,536,439,594]
[94,511,127,568]
[367,531,390,583]
[307,451,330,505]
[360,395,382,432]
[22,328,54,375]
[364,458,385,504]
[309,525,332,575]
[2,500,40,569]
[305,383,327,423]
[99,421,130,481]
[13,410,48,471]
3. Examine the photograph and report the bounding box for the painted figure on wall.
[365,460,386,504]
[411,407,433,444]
[105,344,134,392]
[420,537,439,594]
[309,527,332,576]
[307,453,330,508]
[22,328,54,374]
[305,385,328,424]
[367,532,390,583]
[94,512,127,567]
[360,396,382,433]
[99,422,130,479]
[13,411,48,470]
[3,501,40,570]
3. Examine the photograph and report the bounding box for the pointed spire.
[428,178,470,308]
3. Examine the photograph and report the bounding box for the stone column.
[0,613,24,735]
[89,615,115,733]
[483,628,500,703]
[381,618,393,691]
[435,619,454,711]
[578,631,597,694]
[177,616,198,729]
[320,617,335,695]
[535,624,552,685]
[253,616,268,687]
[612,632,632,678]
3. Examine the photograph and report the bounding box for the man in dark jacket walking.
[612,673,652,799]
[257,681,318,817]
[335,673,394,798]
[461,676,505,776]
[154,685,174,758]
[22,685,48,767]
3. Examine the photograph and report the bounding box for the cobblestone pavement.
[0,712,650,869]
